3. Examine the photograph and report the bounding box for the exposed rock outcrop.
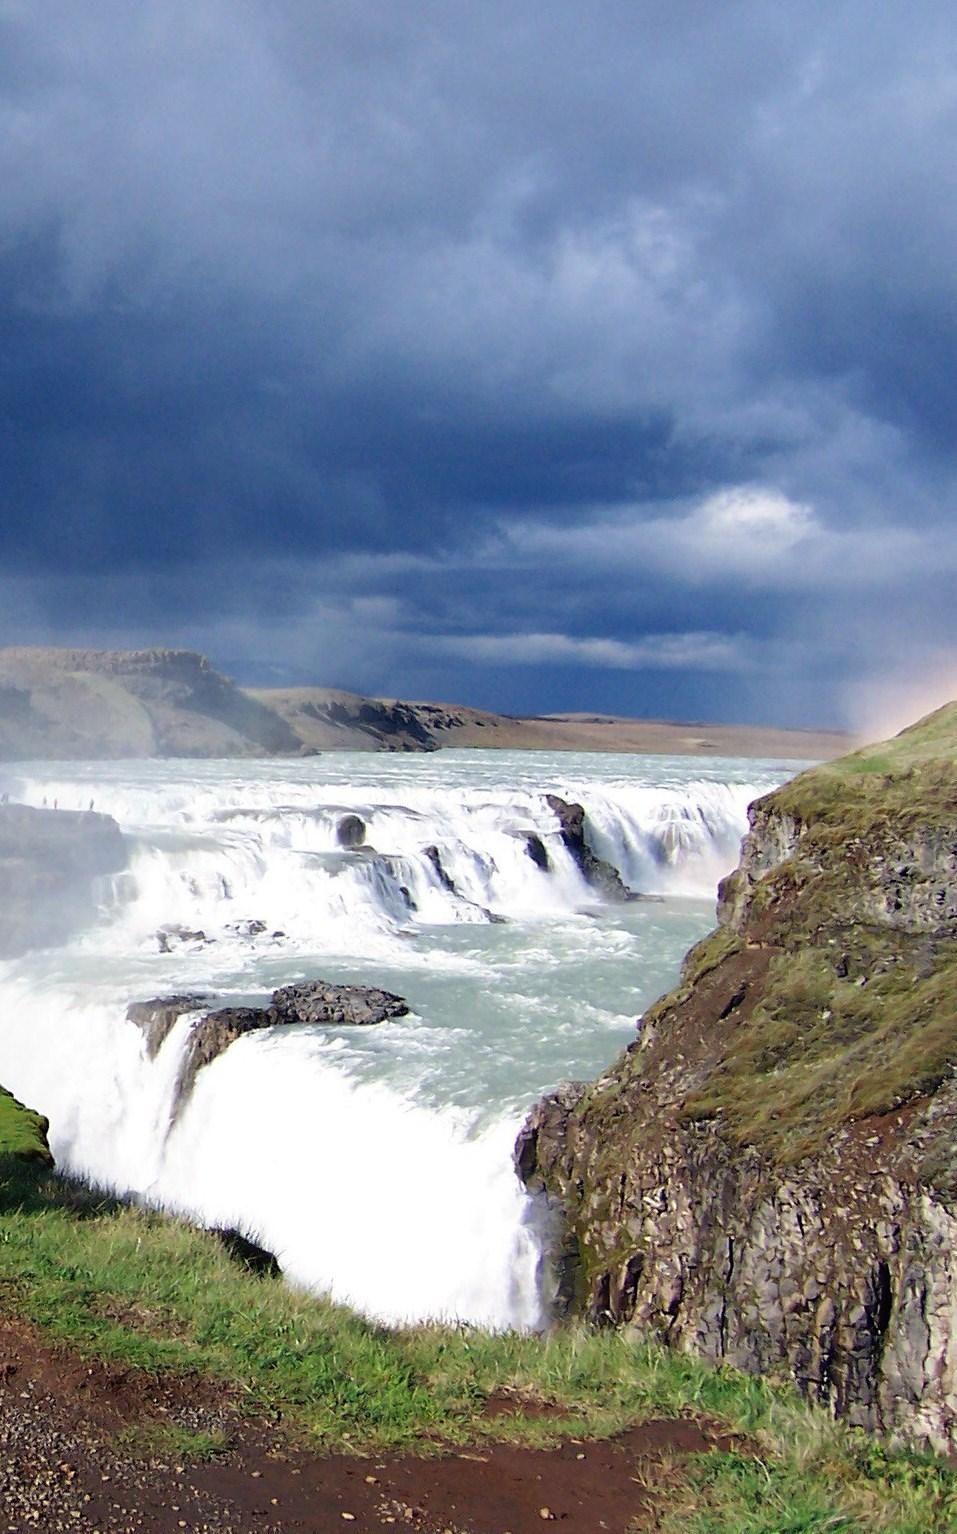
[0,645,853,760]
[247,688,484,753]
[524,833,551,872]
[125,995,211,1059]
[270,980,408,1028]
[177,1007,272,1102]
[545,795,638,901]
[0,803,127,957]
[518,703,957,1452]
[128,979,410,1108]
[424,844,456,893]
[212,1226,282,1277]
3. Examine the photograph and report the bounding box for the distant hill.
[0,647,853,760]
[0,648,299,759]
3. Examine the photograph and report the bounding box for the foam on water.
[0,749,802,1326]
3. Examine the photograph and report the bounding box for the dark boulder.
[336,814,367,848]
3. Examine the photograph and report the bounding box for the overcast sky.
[1,1,955,729]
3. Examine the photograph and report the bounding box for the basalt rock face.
[518,703,957,1452]
[0,803,127,956]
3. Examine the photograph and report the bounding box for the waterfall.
[0,749,797,1325]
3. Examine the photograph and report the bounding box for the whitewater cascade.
[0,750,797,1327]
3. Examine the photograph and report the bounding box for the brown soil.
[472,714,853,761]
[0,1316,734,1534]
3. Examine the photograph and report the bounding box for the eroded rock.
[424,844,456,892]
[336,814,367,848]
[156,924,211,953]
[212,1226,282,1277]
[176,1006,272,1102]
[524,833,551,872]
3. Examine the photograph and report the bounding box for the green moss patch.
[0,1085,53,1164]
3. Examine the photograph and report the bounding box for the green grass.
[115,1421,230,1462]
[683,941,957,1161]
[661,701,957,1162]
[665,1433,957,1534]
[1,1156,955,1530]
[834,702,957,776]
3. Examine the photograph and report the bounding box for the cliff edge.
[516,702,957,1451]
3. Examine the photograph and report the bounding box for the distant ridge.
[0,647,298,759]
[0,647,853,760]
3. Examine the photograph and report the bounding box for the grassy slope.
[0,1156,954,1531]
[677,702,957,1163]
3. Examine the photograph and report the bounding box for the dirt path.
[0,1317,726,1533]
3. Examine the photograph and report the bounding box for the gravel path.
[0,1315,727,1533]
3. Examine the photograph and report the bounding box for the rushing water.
[0,749,804,1327]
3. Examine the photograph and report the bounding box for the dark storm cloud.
[1,0,955,726]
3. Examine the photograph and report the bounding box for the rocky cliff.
[516,702,957,1452]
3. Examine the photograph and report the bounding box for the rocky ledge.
[517,702,957,1453]
[128,979,410,1109]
